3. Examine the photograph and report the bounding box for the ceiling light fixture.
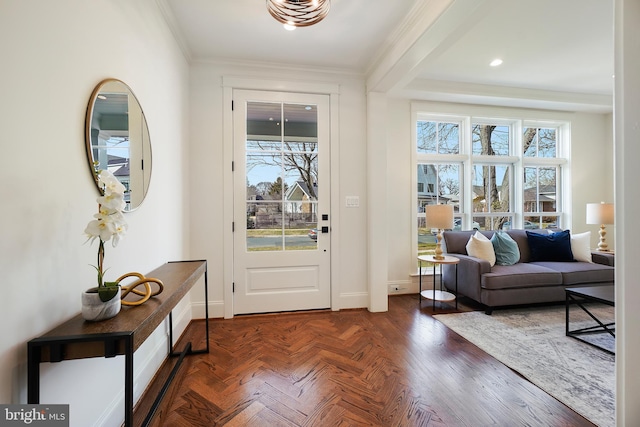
[266,0,331,30]
[490,58,503,67]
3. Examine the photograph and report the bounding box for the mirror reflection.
[85,79,151,211]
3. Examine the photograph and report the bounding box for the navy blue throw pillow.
[526,230,574,262]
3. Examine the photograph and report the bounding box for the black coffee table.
[565,285,615,354]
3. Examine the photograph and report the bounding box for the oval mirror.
[85,79,151,211]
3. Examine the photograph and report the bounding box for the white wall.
[187,63,370,315]
[384,99,614,292]
[615,0,640,424]
[0,1,190,426]
[571,112,615,240]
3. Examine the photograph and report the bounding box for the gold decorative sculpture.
[116,272,164,306]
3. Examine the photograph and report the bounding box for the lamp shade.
[586,202,614,225]
[425,204,454,229]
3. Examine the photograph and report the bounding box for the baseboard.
[338,292,369,309]
[389,275,441,296]
[172,299,193,338]
[191,300,225,319]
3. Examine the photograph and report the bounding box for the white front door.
[232,90,331,315]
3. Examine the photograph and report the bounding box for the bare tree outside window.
[417,121,460,154]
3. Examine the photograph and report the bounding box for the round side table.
[418,255,459,311]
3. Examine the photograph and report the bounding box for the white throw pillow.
[466,231,496,266]
[571,231,593,263]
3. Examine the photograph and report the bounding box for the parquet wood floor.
[134,295,595,426]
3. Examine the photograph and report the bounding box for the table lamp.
[426,204,454,260]
[586,202,614,251]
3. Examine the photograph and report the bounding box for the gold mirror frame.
[85,79,152,211]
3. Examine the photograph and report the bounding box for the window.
[524,127,557,158]
[414,114,568,259]
[417,121,459,154]
[416,118,465,258]
[472,123,509,156]
[472,163,512,231]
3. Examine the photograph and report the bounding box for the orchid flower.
[98,170,127,194]
[85,169,128,288]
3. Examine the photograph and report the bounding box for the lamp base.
[597,224,609,251]
[434,229,445,260]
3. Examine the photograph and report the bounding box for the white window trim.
[412,106,572,269]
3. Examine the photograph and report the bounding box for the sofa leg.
[484,308,493,315]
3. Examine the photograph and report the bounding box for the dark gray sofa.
[441,229,615,314]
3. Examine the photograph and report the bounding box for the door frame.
[222,76,341,319]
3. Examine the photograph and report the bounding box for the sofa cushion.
[481,263,563,290]
[491,231,520,265]
[532,261,614,285]
[466,231,496,266]
[526,230,574,262]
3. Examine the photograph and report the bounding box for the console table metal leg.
[204,267,210,353]
[27,343,40,404]
[124,335,134,427]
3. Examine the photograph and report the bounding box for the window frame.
[412,110,570,268]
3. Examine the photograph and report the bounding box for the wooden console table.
[27,260,209,427]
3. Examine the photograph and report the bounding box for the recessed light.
[490,59,503,67]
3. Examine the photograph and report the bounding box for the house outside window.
[414,114,568,260]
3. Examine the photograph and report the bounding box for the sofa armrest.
[442,254,492,302]
[592,251,615,267]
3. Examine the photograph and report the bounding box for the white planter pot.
[81,287,121,321]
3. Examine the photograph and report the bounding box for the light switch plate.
[346,196,359,208]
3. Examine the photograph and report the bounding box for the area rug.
[434,305,615,427]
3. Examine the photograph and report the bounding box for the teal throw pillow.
[491,231,520,266]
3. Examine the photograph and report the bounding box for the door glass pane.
[247,140,281,151]
[283,103,317,251]
[247,102,281,139]
[284,103,317,140]
[246,101,319,251]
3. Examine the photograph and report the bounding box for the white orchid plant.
[84,169,128,302]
